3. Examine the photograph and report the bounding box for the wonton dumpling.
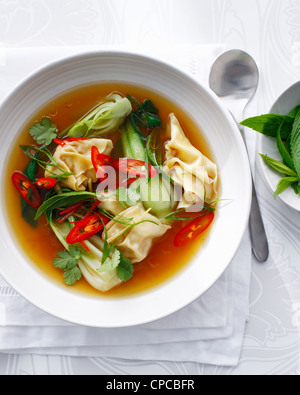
[163,114,218,211]
[45,138,113,191]
[103,204,171,263]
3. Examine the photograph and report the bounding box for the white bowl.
[0,51,252,327]
[258,81,300,212]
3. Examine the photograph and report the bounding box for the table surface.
[0,0,300,375]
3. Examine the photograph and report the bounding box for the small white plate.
[257,81,300,212]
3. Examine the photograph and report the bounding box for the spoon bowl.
[209,49,259,101]
[209,49,269,263]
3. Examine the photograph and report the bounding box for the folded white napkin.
[0,44,252,366]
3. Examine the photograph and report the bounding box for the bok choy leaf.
[48,213,123,291]
[138,174,176,219]
[120,118,146,161]
[119,105,175,218]
[66,93,132,138]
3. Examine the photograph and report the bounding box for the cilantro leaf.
[63,266,82,285]
[69,245,82,260]
[100,224,134,282]
[29,117,58,146]
[53,250,77,270]
[98,242,133,283]
[53,247,82,285]
[98,249,121,273]
[116,253,134,282]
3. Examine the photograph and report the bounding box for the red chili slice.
[57,212,77,224]
[57,203,83,224]
[79,200,101,222]
[63,138,88,143]
[12,171,42,209]
[59,203,82,216]
[66,213,110,245]
[86,200,101,215]
[115,158,157,178]
[174,212,215,247]
[35,178,57,190]
[91,146,114,181]
[80,241,90,252]
[53,138,66,147]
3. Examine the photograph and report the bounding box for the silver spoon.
[209,49,269,262]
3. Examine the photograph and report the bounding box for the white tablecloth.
[0,0,300,376]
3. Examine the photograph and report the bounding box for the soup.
[6,82,218,297]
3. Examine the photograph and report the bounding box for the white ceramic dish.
[258,81,300,212]
[0,51,251,327]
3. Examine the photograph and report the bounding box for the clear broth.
[5,82,216,298]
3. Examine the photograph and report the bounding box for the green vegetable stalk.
[65,93,132,138]
[120,118,146,161]
[48,213,122,291]
[139,174,176,219]
[120,117,176,218]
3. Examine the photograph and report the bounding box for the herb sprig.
[20,145,74,180]
[29,118,58,147]
[53,245,82,285]
[165,205,216,222]
[35,191,98,220]
[127,95,163,131]
[241,106,300,197]
[97,248,134,283]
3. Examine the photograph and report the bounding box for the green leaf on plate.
[260,154,298,177]
[290,108,300,177]
[276,121,295,171]
[274,176,300,199]
[241,114,294,139]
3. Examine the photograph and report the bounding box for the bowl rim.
[0,49,252,327]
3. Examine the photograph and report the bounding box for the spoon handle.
[249,177,269,262]
[238,123,269,262]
